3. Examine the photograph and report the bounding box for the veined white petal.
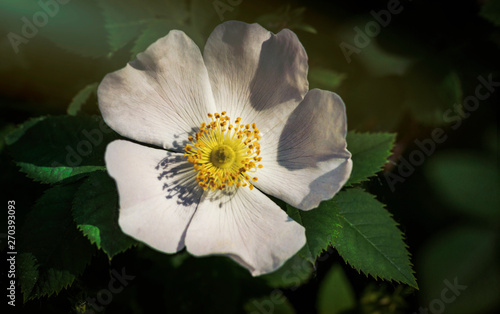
[203,21,308,134]
[256,89,352,210]
[185,187,306,276]
[98,30,217,151]
[105,140,202,253]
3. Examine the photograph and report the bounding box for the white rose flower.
[98,21,352,276]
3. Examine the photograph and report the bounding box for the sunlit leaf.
[332,189,417,288]
[346,131,396,186]
[290,189,416,287]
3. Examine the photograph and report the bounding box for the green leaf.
[317,264,356,314]
[346,132,396,186]
[332,189,417,288]
[480,0,500,26]
[19,183,94,301]
[100,0,189,55]
[40,1,109,58]
[99,0,154,52]
[18,253,39,303]
[131,19,178,58]
[260,254,313,288]
[72,171,137,258]
[426,151,500,219]
[286,204,342,263]
[7,115,119,183]
[67,83,99,116]
[308,67,347,91]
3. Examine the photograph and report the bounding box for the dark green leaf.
[426,151,500,219]
[19,183,94,301]
[245,295,296,314]
[405,63,462,125]
[260,254,313,288]
[67,83,98,116]
[332,189,417,288]
[308,67,346,91]
[418,226,500,313]
[18,253,39,303]
[7,115,119,183]
[40,1,109,58]
[286,204,341,263]
[131,19,179,58]
[72,171,137,258]
[346,131,396,186]
[480,0,500,26]
[317,264,356,314]
[100,0,190,55]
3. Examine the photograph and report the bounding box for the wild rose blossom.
[98,21,352,275]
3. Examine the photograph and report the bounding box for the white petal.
[203,21,308,134]
[98,30,216,151]
[256,89,352,210]
[185,187,306,276]
[105,140,203,252]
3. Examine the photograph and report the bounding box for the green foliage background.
[1,0,499,313]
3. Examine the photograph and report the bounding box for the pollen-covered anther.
[184,112,262,191]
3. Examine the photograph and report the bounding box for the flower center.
[184,112,262,191]
[210,145,235,168]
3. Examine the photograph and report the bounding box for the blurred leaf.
[405,62,462,125]
[245,295,296,314]
[418,226,500,313]
[191,0,221,43]
[357,41,413,77]
[18,253,39,303]
[72,171,137,258]
[308,68,347,91]
[346,132,396,186]
[317,264,356,314]
[260,254,313,288]
[426,151,500,219]
[342,76,406,131]
[67,83,98,116]
[332,189,417,288]
[40,0,109,58]
[256,5,316,34]
[480,0,500,26]
[100,0,190,56]
[19,183,93,301]
[0,123,15,153]
[6,115,119,183]
[131,19,178,58]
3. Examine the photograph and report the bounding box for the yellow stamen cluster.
[184,112,262,191]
